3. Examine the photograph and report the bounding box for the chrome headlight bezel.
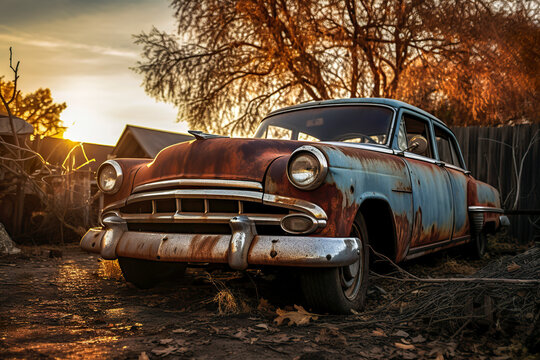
[287,145,328,190]
[96,160,123,194]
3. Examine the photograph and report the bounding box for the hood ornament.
[188,130,229,141]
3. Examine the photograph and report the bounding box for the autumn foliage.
[0,78,66,137]
[135,0,539,135]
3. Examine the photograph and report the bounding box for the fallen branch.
[371,271,540,285]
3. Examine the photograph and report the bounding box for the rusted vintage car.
[81,98,509,313]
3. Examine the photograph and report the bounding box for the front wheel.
[300,215,369,314]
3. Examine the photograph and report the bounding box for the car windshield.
[254,105,394,145]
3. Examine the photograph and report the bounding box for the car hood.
[132,137,302,186]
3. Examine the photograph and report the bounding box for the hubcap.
[340,222,364,300]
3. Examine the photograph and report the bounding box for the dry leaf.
[395,342,415,350]
[269,333,292,343]
[152,346,177,356]
[274,305,319,326]
[138,352,150,360]
[507,262,521,272]
[435,354,444,360]
[233,330,247,339]
[394,330,410,338]
[172,328,197,335]
[372,329,386,337]
[255,323,270,331]
[411,334,426,343]
[315,328,347,345]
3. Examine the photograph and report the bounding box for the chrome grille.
[101,179,327,234]
[119,198,289,218]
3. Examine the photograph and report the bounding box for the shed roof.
[0,110,33,135]
[112,125,194,158]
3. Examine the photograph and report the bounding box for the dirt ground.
[0,244,537,359]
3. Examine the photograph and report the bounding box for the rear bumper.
[499,215,510,227]
[80,215,360,270]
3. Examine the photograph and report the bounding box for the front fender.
[264,144,414,248]
[102,159,151,209]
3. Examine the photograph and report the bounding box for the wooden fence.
[451,124,540,242]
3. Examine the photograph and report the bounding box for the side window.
[434,125,462,167]
[397,120,408,151]
[399,114,434,158]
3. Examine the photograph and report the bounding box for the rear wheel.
[467,231,487,259]
[118,257,186,289]
[300,214,369,314]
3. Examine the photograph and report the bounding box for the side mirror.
[407,135,428,155]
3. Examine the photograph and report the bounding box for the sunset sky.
[0,0,189,145]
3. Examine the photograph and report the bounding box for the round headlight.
[97,160,123,194]
[287,146,328,190]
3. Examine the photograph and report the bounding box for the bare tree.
[0,49,87,240]
[0,48,22,149]
[135,0,539,135]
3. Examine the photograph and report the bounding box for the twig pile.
[352,247,540,337]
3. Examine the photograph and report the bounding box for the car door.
[432,123,470,241]
[395,110,454,250]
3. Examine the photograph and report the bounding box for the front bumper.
[80,215,360,270]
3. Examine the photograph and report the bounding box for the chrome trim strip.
[119,212,284,225]
[468,206,504,213]
[127,189,263,204]
[443,163,468,174]
[405,235,470,259]
[102,199,127,213]
[401,151,441,165]
[323,142,394,154]
[263,193,327,220]
[133,179,263,193]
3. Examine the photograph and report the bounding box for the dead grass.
[438,258,478,275]
[207,273,250,315]
[98,259,123,280]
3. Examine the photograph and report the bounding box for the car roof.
[266,98,447,127]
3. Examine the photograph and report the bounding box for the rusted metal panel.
[324,145,413,260]
[445,167,470,239]
[115,232,230,263]
[405,158,454,247]
[467,177,502,229]
[264,144,413,262]
[103,159,150,207]
[264,156,356,237]
[132,138,300,187]
[467,178,501,208]
[80,228,105,254]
